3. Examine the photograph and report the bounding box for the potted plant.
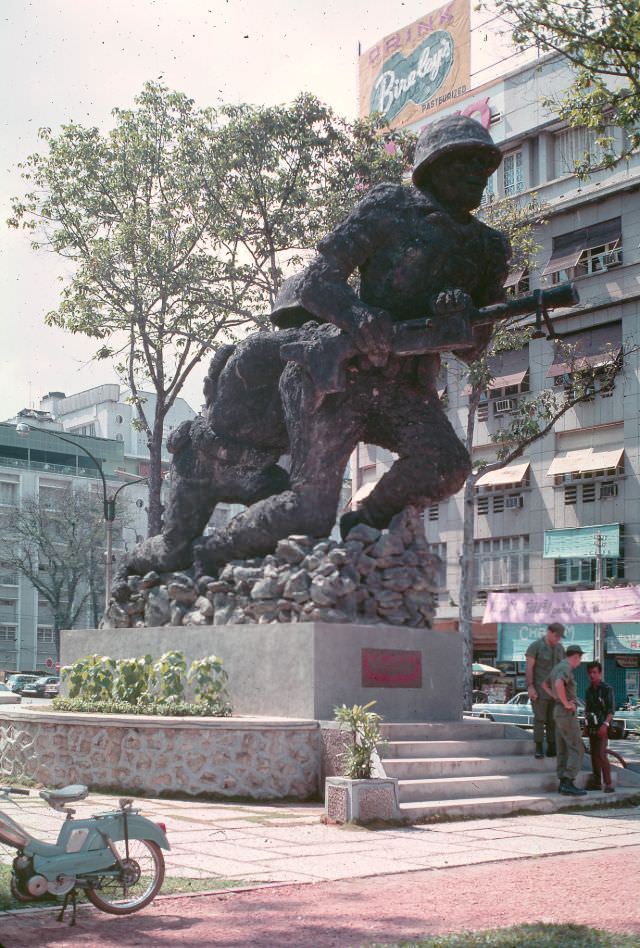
[324,700,401,824]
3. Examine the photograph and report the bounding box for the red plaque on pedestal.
[361,648,422,688]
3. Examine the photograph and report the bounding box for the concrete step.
[399,786,640,822]
[384,754,556,780]
[397,771,565,802]
[380,720,517,741]
[381,738,534,759]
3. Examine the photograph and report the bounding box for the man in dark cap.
[544,644,588,796]
[525,622,566,759]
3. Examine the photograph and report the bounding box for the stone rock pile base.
[103,507,440,630]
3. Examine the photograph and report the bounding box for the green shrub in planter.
[152,650,187,703]
[112,656,154,704]
[333,700,385,779]
[62,654,116,701]
[187,655,229,704]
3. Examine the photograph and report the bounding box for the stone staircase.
[378,718,640,822]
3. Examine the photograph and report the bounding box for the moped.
[0,784,170,923]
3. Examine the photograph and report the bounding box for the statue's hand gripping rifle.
[279,282,579,398]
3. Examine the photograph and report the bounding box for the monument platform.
[61,621,462,722]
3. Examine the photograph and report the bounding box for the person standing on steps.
[525,622,566,759]
[584,660,615,793]
[544,644,587,796]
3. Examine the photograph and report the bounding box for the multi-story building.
[0,384,199,673]
[353,37,640,702]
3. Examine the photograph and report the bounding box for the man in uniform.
[525,622,566,759]
[545,644,588,796]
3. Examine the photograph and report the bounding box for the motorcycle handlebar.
[0,787,30,796]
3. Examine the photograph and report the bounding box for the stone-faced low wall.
[0,710,326,800]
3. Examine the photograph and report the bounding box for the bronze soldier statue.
[119,114,510,582]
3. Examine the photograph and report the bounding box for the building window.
[553,124,616,176]
[37,626,55,644]
[0,624,16,643]
[555,555,624,585]
[543,219,622,284]
[582,482,596,504]
[477,496,489,515]
[474,535,529,588]
[70,423,96,437]
[480,173,496,206]
[0,481,18,507]
[564,485,577,506]
[428,504,439,522]
[0,599,18,622]
[39,484,65,509]
[504,268,530,297]
[503,150,524,196]
[427,541,447,589]
[493,495,505,513]
[0,564,18,585]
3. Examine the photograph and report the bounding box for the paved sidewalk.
[2,788,640,887]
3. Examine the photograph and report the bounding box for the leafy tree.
[8,83,248,536]
[199,95,415,320]
[490,0,640,170]
[8,84,414,537]
[1,486,119,659]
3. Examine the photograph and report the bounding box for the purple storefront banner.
[483,587,640,625]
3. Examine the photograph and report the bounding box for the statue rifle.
[279,282,580,398]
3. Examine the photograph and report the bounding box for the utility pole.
[594,531,605,666]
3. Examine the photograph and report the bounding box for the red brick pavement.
[1,846,639,948]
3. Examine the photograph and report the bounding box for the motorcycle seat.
[40,785,89,807]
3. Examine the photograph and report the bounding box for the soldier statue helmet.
[412,114,503,188]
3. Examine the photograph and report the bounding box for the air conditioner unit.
[494,398,517,414]
[504,495,524,509]
[603,248,622,267]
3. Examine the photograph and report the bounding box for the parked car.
[21,675,60,698]
[614,707,640,739]
[5,674,39,695]
[43,680,60,698]
[468,690,627,740]
[0,683,21,705]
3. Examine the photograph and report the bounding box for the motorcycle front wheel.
[84,838,165,915]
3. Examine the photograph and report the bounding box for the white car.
[0,683,22,705]
[469,691,626,739]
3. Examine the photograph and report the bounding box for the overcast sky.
[1,0,514,418]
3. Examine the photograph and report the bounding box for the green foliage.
[200,94,414,320]
[187,655,229,705]
[51,697,231,717]
[62,655,116,701]
[112,655,154,704]
[489,0,640,170]
[371,922,640,946]
[59,651,230,714]
[152,650,187,703]
[334,700,385,780]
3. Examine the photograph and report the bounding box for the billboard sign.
[498,623,595,663]
[359,0,471,129]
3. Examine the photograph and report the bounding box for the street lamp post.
[16,423,146,607]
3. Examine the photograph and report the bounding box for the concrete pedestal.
[61,621,462,723]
